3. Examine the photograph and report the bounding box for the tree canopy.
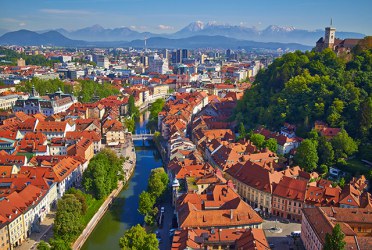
[294,139,319,172]
[234,48,372,143]
[119,224,158,250]
[324,224,346,250]
[82,148,124,199]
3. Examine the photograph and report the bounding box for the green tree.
[331,129,358,159]
[82,149,124,199]
[238,122,247,139]
[66,188,87,214]
[54,195,84,242]
[324,224,346,250]
[124,117,135,133]
[250,133,265,149]
[263,138,278,152]
[148,168,168,198]
[138,191,155,216]
[49,238,72,250]
[119,224,158,250]
[339,177,346,188]
[319,164,329,176]
[147,98,165,131]
[37,241,50,250]
[294,139,319,172]
[128,95,139,118]
[317,136,334,165]
[308,129,319,141]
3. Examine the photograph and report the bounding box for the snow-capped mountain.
[26,21,365,45]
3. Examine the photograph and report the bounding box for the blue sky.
[1,0,371,34]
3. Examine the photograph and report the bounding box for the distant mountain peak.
[184,21,205,32]
[266,25,296,32]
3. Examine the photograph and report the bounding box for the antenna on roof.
[330,18,333,27]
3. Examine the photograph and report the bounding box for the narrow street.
[157,194,174,250]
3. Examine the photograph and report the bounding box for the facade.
[0,95,26,110]
[225,162,283,216]
[0,222,10,250]
[148,54,169,74]
[13,87,77,116]
[272,176,307,222]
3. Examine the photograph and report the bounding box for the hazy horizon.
[1,0,371,35]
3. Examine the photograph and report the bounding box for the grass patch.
[346,158,371,175]
[81,195,105,225]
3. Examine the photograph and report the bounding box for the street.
[262,217,304,250]
[16,211,55,250]
[156,192,174,250]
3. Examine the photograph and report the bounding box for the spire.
[330,18,333,27]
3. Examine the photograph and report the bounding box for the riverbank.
[72,137,136,250]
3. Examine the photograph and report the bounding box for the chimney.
[230,209,233,220]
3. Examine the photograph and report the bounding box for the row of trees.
[38,149,124,249]
[0,47,60,67]
[77,80,120,103]
[16,78,74,96]
[294,129,358,173]
[138,168,169,226]
[15,78,120,103]
[83,149,124,199]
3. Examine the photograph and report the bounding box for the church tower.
[324,19,336,49]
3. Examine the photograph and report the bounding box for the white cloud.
[19,22,26,26]
[157,24,174,30]
[40,9,92,15]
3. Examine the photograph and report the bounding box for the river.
[81,111,162,250]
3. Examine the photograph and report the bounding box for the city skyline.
[1,0,372,34]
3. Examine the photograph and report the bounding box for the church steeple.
[30,84,39,97]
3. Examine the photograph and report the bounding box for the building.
[13,87,77,116]
[272,176,307,221]
[17,58,25,67]
[176,184,263,229]
[225,161,284,216]
[0,94,26,110]
[301,207,372,250]
[171,228,269,250]
[148,54,169,74]
[315,24,362,53]
[94,55,110,68]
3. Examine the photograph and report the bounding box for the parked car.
[291,231,301,237]
[269,243,275,248]
[282,219,290,224]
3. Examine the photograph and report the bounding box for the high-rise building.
[181,49,189,60]
[148,54,169,74]
[226,49,232,58]
[94,55,110,68]
[140,56,149,67]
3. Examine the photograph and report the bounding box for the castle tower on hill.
[324,19,336,49]
[315,19,361,53]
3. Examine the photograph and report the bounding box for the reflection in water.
[81,116,162,250]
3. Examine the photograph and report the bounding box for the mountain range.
[39,21,366,45]
[0,30,313,51]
